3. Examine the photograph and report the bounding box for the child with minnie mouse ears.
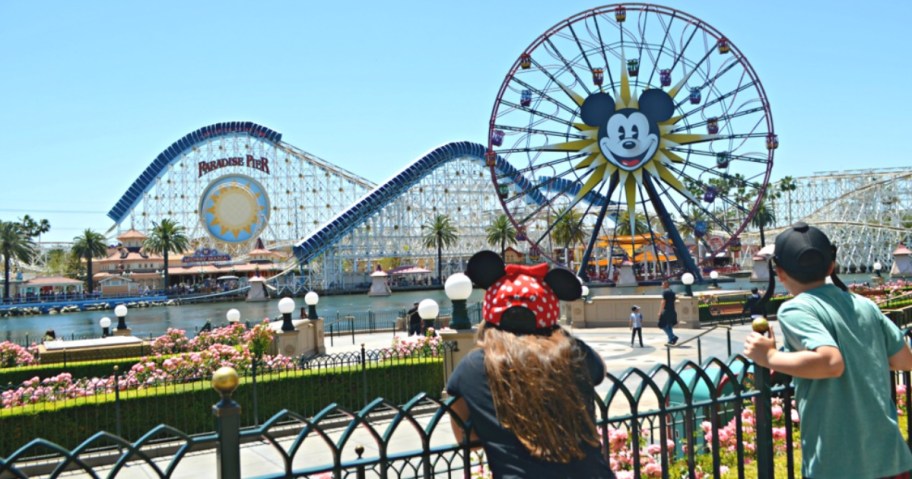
[446,251,614,479]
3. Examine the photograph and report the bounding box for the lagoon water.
[1,273,877,342]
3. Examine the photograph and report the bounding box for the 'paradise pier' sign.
[199,155,270,177]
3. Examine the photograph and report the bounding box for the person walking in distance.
[658,280,679,345]
[744,222,912,478]
[629,305,644,347]
[407,302,422,336]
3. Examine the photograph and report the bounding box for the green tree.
[422,214,458,285]
[552,208,587,267]
[47,248,82,277]
[485,214,517,258]
[778,176,798,224]
[71,229,109,294]
[143,219,191,291]
[17,215,51,242]
[751,197,777,247]
[0,221,36,300]
[616,210,649,235]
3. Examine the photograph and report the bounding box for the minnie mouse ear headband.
[465,250,582,334]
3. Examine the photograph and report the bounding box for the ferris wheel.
[487,4,775,281]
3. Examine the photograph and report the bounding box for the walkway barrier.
[4,334,912,478]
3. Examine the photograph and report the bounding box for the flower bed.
[1,322,291,408]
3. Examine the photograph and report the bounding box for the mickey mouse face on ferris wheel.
[580,89,675,172]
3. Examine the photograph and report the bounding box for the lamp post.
[874,261,883,278]
[278,297,296,332]
[681,272,695,297]
[418,298,439,332]
[100,317,111,338]
[114,304,129,331]
[709,270,720,289]
[226,308,241,325]
[445,273,472,330]
[305,291,319,320]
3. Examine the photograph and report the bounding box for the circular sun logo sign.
[199,175,270,243]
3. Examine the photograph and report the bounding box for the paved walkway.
[67,323,759,478]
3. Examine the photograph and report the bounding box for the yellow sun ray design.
[206,182,266,240]
[527,55,716,226]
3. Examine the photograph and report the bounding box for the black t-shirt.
[446,337,615,479]
[662,288,676,312]
[407,307,420,326]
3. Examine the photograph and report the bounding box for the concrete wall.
[569,294,701,329]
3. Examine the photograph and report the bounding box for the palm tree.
[71,229,109,294]
[551,208,587,268]
[17,215,51,242]
[0,221,36,301]
[751,197,777,247]
[421,214,458,285]
[485,214,517,258]
[144,219,191,291]
[615,210,649,236]
[778,176,798,224]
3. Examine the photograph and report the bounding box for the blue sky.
[2,1,910,243]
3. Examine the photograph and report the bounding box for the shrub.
[0,342,38,368]
[0,357,445,455]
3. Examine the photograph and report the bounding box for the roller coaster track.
[290,141,536,267]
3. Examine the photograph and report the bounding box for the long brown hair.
[477,323,600,463]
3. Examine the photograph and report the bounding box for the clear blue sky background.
[2,1,910,243]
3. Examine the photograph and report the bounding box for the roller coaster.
[100,122,546,291]
[740,167,912,272]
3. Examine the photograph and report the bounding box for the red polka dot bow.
[483,263,560,329]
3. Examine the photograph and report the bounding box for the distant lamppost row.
[226,308,241,325]
[278,297,296,332]
[305,291,320,320]
[445,273,473,330]
[418,298,440,331]
[99,317,111,338]
[681,273,695,297]
[114,304,129,331]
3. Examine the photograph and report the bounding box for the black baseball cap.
[773,222,834,283]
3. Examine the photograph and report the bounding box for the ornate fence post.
[212,367,242,479]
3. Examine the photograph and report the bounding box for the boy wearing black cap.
[744,222,912,478]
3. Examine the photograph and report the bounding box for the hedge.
[0,357,444,456]
[698,296,789,323]
[0,356,143,386]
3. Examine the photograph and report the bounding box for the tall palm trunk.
[86,256,94,293]
[3,255,10,300]
[163,250,170,289]
[436,246,442,285]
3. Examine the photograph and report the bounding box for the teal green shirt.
[778,284,912,478]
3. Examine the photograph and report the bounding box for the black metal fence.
[0,354,847,478]
[325,303,482,345]
[3,339,912,478]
